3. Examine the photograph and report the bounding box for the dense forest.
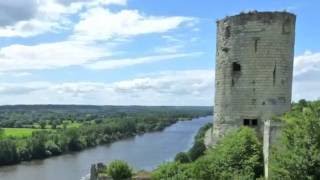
[94,100,320,179]
[0,105,212,166]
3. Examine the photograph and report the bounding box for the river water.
[0,116,212,180]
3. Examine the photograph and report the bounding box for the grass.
[3,128,41,138]
[2,121,82,138]
[31,121,82,129]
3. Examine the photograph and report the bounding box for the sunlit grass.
[3,128,40,138]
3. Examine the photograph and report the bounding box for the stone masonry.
[208,11,296,178]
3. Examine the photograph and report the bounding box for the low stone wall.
[263,120,282,179]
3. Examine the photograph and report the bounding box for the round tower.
[212,11,296,140]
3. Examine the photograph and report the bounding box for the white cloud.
[113,70,214,96]
[73,7,195,41]
[294,50,320,76]
[0,1,198,72]
[0,70,214,105]
[0,0,127,37]
[0,0,38,26]
[0,41,109,71]
[85,52,202,70]
[292,51,320,101]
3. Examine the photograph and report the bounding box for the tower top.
[217,11,296,25]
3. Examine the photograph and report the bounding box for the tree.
[39,121,46,129]
[192,127,263,179]
[153,127,263,180]
[152,162,193,180]
[188,140,206,161]
[65,128,85,151]
[174,152,190,163]
[107,160,132,180]
[0,128,4,139]
[62,121,68,130]
[271,102,320,179]
[0,139,19,165]
[29,131,48,158]
[51,121,57,129]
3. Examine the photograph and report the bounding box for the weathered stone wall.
[212,11,296,141]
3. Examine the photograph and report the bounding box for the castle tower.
[209,11,296,178]
[212,11,296,140]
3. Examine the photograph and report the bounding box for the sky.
[0,0,319,106]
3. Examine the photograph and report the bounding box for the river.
[0,116,212,180]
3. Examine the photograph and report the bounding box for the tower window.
[232,62,241,72]
[225,26,231,38]
[282,19,291,34]
[252,119,258,126]
[243,119,250,126]
[254,39,259,52]
[243,119,258,126]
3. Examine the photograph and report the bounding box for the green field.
[3,122,82,138]
[3,128,40,138]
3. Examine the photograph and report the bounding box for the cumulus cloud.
[0,82,49,95]
[0,40,201,72]
[85,52,202,70]
[294,51,320,76]
[0,0,127,37]
[0,41,110,71]
[73,8,195,41]
[0,0,198,71]
[0,0,38,26]
[0,70,214,105]
[292,50,320,101]
[113,70,214,95]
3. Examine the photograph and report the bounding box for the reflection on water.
[0,116,212,180]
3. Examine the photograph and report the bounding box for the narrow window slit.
[273,63,277,86]
[225,26,231,38]
[254,39,259,52]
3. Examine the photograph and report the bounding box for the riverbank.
[90,121,213,180]
[0,116,212,180]
[0,106,212,167]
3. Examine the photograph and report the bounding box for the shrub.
[193,127,263,179]
[174,152,190,163]
[0,139,19,165]
[153,127,263,179]
[188,140,206,161]
[45,140,62,155]
[152,162,193,180]
[271,102,320,179]
[107,160,132,180]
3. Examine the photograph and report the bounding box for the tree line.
[0,105,212,128]
[0,106,212,166]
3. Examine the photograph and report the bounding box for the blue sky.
[0,0,319,105]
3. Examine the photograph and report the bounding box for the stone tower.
[209,11,296,178]
[212,11,295,139]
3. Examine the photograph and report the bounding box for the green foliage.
[154,127,264,179]
[193,127,263,179]
[107,160,132,180]
[0,128,4,139]
[45,140,62,155]
[174,152,190,163]
[2,128,40,138]
[270,100,320,179]
[152,162,194,180]
[0,139,19,165]
[188,140,206,161]
[174,123,212,163]
[0,105,211,166]
[39,121,46,129]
